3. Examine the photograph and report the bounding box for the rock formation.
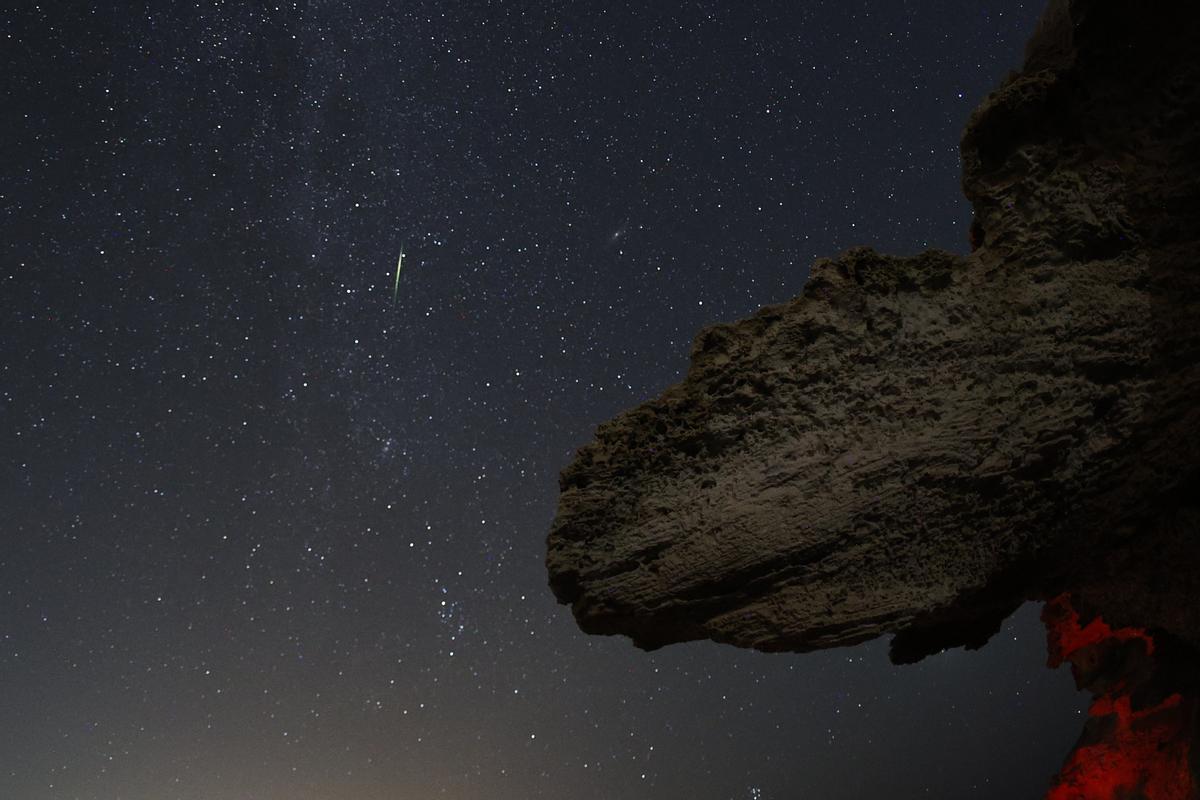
[546,1,1200,796]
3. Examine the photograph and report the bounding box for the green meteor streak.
[392,244,406,303]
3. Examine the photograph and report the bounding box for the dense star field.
[3,2,1087,798]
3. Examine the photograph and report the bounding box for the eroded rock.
[547,0,1200,795]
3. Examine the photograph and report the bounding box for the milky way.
[2,3,1086,798]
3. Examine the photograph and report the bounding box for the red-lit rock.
[1043,596,1197,800]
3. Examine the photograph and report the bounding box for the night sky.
[3,2,1090,798]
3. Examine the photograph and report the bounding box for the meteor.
[392,244,406,303]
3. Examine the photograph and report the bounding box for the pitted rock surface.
[547,0,1200,661]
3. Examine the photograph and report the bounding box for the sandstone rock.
[550,0,1200,659]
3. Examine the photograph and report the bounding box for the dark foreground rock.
[546,1,1200,796]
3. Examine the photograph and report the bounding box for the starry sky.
[3,2,1091,798]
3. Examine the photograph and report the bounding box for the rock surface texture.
[546,1,1200,797]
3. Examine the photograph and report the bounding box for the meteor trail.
[392,244,406,303]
